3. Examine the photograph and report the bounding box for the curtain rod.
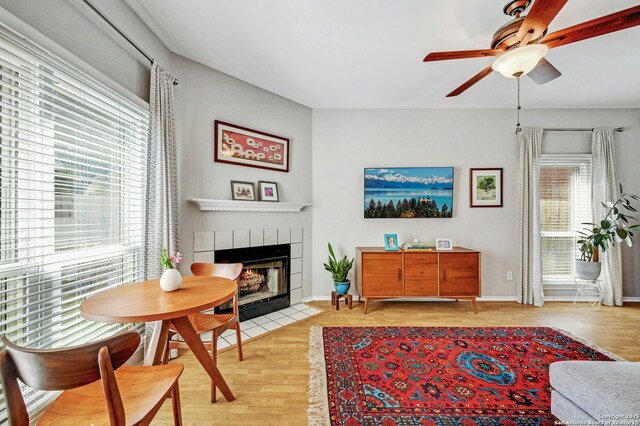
[81,0,178,86]
[516,127,624,134]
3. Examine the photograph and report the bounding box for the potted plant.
[323,243,354,295]
[576,184,639,280]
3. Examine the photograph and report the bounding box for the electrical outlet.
[507,271,513,281]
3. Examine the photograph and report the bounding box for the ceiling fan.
[423,0,640,97]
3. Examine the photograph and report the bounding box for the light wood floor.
[153,300,640,425]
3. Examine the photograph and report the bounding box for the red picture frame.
[214,120,290,172]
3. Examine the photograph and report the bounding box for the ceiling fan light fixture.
[491,44,549,78]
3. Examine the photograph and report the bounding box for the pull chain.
[516,75,521,128]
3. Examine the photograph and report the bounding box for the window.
[540,154,592,284]
[0,23,148,421]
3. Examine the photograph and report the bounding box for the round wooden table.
[80,275,237,402]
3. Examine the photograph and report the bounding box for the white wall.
[312,108,640,299]
[172,53,313,299]
[1,0,171,101]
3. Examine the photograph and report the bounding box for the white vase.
[160,268,182,292]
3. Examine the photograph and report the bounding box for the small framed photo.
[470,168,503,207]
[435,239,453,251]
[384,234,399,251]
[258,181,279,202]
[230,181,256,201]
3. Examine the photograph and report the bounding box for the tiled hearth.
[193,227,304,305]
[212,303,321,351]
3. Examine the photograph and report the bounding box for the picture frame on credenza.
[384,234,399,251]
[435,238,453,251]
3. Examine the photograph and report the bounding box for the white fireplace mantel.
[188,198,309,213]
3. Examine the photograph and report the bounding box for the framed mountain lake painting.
[364,167,454,218]
[470,168,503,207]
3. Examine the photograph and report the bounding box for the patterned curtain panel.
[144,63,180,356]
[592,129,623,306]
[145,63,181,279]
[517,128,544,306]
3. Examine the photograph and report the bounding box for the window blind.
[540,154,592,284]
[0,22,148,421]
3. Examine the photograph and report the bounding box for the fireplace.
[214,244,290,320]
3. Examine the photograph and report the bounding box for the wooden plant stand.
[331,291,353,310]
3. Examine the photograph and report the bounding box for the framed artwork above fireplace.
[214,120,290,172]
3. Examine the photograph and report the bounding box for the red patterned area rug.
[308,326,622,426]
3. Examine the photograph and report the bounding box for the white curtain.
[144,63,180,279]
[592,129,623,306]
[517,128,544,306]
[144,63,180,359]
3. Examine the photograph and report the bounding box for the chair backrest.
[0,331,140,424]
[191,262,243,281]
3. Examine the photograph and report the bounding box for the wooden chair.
[163,262,244,403]
[0,331,183,426]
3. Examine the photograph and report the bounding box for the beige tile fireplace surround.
[192,227,304,304]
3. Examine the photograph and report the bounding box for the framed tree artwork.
[470,168,503,207]
[214,120,289,172]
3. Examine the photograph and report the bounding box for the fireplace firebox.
[214,244,290,321]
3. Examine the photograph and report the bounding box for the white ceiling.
[125,0,640,109]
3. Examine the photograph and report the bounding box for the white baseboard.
[477,296,517,301]
[306,295,517,302]
[305,295,640,303]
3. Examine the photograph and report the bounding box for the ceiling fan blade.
[527,58,561,85]
[423,49,502,62]
[515,0,568,44]
[446,65,494,97]
[542,5,640,49]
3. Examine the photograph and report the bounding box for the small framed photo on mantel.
[258,181,279,202]
[470,168,503,207]
[230,181,256,201]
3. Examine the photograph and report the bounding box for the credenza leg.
[364,298,369,314]
[471,298,478,314]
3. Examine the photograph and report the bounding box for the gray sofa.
[550,361,640,425]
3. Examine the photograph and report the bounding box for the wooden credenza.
[355,247,481,314]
